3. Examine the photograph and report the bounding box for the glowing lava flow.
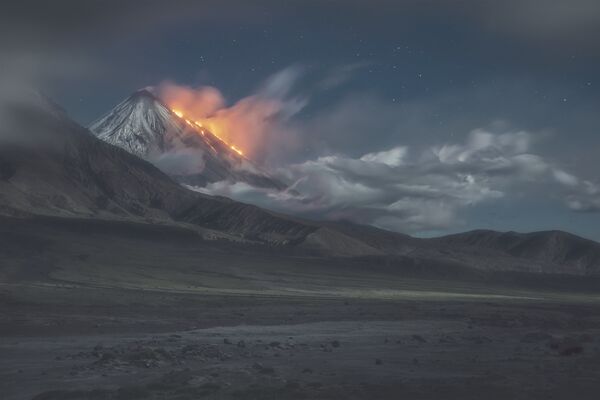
[171,108,244,156]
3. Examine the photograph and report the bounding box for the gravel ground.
[3,294,600,400]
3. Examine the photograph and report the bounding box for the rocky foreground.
[2,296,600,400]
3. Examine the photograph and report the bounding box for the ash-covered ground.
[3,289,600,400]
[2,219,600,399]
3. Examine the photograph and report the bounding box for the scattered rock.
[439,335,455,344]
[319,343,332,352]
[375,358,383,365]
[99,352,117,363]
[252,363,275,374]
[549,337,584,356]
[411,334,427,343]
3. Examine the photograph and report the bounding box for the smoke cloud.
[157,83,225,119]
[156,66,306,165]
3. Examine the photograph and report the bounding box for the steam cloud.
[156,66,307,165]
[151,148,207,176]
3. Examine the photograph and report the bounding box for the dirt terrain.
[3,293,600,400]
[2,218,600,399]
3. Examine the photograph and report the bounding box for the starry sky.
[1,0,599,239]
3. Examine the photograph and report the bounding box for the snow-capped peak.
[90,89,181,157]
[89,89,286,190]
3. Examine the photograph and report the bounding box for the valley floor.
[2,287,600,400]
[2,218,600,399]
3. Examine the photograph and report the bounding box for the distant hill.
[431,230,600,275]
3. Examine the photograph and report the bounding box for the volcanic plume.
[155,67,305,166]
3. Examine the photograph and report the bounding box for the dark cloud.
[471,0,600,44]
[0,0,280,91]
[2,0,596,104]
[2,0,596,67]
[0,1,269,41]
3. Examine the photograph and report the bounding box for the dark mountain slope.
[0,97,371,255]
[0,98,197,220]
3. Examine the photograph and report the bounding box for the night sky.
[1,0,599,239]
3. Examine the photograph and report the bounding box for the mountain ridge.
[1,95,600,274]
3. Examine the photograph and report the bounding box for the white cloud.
[553,169,579,187]
[190,127,600,234]
[150,148,206,176]
[564,181,600,212]
[360,147,407,166]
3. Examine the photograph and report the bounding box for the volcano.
[2,92,600,272]
[90,89,286,189]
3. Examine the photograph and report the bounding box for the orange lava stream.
[171,109,244,156]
